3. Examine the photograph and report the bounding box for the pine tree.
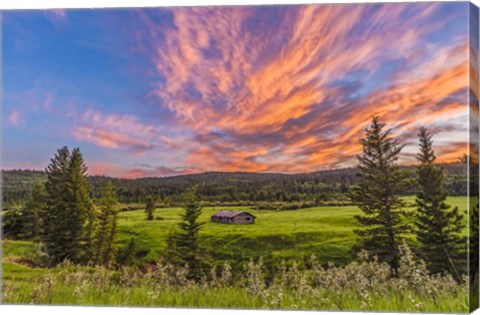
[42,146,73,264]
[68,148,93,263]
[21,179,46,240]
[170,189,205,280]
[145,195,155,221]
[41,146,93,265]
[165,227,180,265]
[83,202,97,262]
[415,127,466,279]
[117,238,137,266]
[349,116,411,276]
[93,181,119,266]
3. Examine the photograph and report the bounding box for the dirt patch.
[6,256,43,268]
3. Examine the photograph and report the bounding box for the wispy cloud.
[132,3,468,172]
[122,165,201,179]
[70,109,157,154]
[88,160,200,178]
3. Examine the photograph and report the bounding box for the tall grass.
[2,243,468,313]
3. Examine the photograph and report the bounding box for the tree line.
[2,162,468,207]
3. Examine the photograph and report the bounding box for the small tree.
[2,205,24,240]
[349,116,411,276]
[165,227,180,265]
[169,189,205,280]
[93,181,119,266]
[117,238,137,266]
[145,195,155,221]
[415,127,466,279]
[21,180,46,240]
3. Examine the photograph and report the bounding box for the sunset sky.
[2,3,473,178]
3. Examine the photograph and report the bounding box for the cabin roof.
[211,210,256,218]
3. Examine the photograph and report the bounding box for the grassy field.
[115,196,469,267]
[1,196,470,311]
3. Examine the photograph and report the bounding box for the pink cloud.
[72,126,153,153]
[120,165,201,179]
[68,109,185,156]
[88,160,122,177]
[87,162,201,179]
[8,109,20,126]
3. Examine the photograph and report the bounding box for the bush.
[2,244,468,312]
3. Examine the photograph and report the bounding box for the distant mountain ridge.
[2,162,467,206]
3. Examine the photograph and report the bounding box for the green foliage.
[116,237,148,266]
[168,190,206,280]
[1,246,468,312]
[21,180,46,240]
[469,154,479,300]
[145,195,155,221]
[41,146,93,265]
[471,202,479,280]
[2,180,46,240]
[1,169,46,207]
[470,201,479,311]
[2,206,24,240]
[415,127,466,279]
[349,117,412,276]
[92,181,119,266]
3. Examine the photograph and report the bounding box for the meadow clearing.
[1,196,470,312]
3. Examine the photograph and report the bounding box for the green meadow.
[111,196,469,266]
[2,196,469,268]
[1,196,470,312]
[2,197,468,313]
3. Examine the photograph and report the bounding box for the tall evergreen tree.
[93,181,119,266]
[21,179,46,240]
[349,116,411,276]
[68,148,94,263]
[42,146,73,264]
[170,189,205,280]
[41,146,92,265]
[415,127,466,279]
[145,195,155,221]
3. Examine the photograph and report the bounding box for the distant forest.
[2,162,467,208]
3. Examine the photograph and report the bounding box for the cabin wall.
[232,214,255,224]
[211,213,255,224]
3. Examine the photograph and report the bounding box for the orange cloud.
[132,3,470,173]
